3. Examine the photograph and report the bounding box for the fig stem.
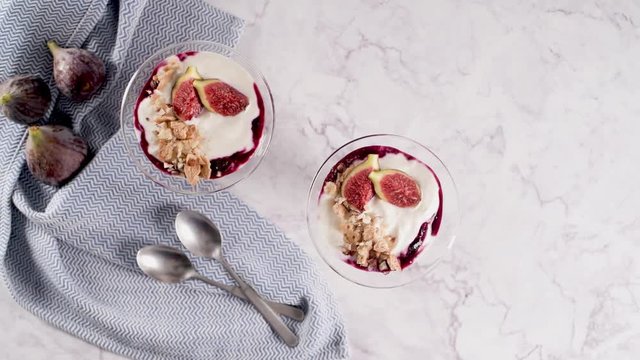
[27,126,42,144]
[47,40,60,55]
[0,93,10,105]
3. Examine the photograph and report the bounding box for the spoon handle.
[219,258,300,347]
[191,275,305,321]
[265,301,305,322]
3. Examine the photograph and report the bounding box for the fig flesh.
[171,66,202,120]
[47,40,105,101]
[193,79,249,116]
[369,169,421,208]
[0,75,51,124]
[340,154,379,211]
[26,125,88,186]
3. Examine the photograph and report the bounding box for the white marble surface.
[3,0,640,359]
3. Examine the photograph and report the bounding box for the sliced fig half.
[340,154,380,211]
[193,79,249,116]
[369,169,421,208]
[171,66,202,121]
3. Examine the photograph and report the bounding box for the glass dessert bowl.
[120,41,274,194]
[306,134,459,288]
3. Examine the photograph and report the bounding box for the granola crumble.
[148,62,211,185]
[155,58,181,91]
[325,173,401,272]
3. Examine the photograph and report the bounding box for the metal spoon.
[175,210,300,347]
[136,245,305,321]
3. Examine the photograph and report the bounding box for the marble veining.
[3,0,640,359]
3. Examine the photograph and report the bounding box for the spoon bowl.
[175,210,223,259]
[137,245,196,283]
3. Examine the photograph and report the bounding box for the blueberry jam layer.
[322,145,444,272]
[133,51,265,179]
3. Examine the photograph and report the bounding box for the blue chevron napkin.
[0,0,349,359]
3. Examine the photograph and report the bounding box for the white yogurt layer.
[137,52,260,161]
[319,153,440,256]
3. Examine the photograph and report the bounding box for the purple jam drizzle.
[133,50,265,179]
[176,51,197,61]
[321,145,444,272]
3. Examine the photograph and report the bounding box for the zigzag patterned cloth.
[0,0,348,359]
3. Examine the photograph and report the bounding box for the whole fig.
[26,125,88,186]
[47,40,105,101]
[0,75,51,124]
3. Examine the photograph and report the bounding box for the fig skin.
[0,75,51,124]
[26,125,88,186]
[47,40,105,101]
